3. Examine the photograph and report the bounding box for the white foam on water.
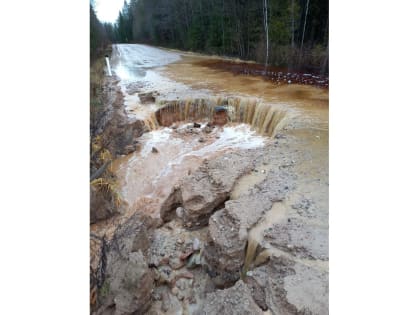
[139,128,174,158]
[149,124,266,184]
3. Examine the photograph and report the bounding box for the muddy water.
[162,55,328,130]
[107,43,328,236]
[111,123,265,218]
[243,202,288,274]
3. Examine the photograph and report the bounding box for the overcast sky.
[93,0,126,23]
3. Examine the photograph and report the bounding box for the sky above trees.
[94,0,126,23]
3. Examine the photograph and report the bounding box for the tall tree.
[263,0,269,68]
[300,0,310,54]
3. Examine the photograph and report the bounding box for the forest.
[91,0,328,73]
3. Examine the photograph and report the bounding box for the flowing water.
[103,44,328,268]
[242,202,288,274]
[111,123,265,218]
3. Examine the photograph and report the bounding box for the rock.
[198,137,205,143]
[160,150,257,223]
[156,265,172,285]
[90,185,120,224]
[212,107,229,125]
[196,280,264,315]
[93,78,145,156]
[203,168,293,286]
[186,252,201,269]
[180,250,194,261]
[170,259,186,270]
[203,194,273,286]
[177,271,194,280]
[90,235,107,308]
[109,252,154,315]
[171,286,179,295]
[248,255,329,315]
[161,291,171,312]
[139,92,156,104]
[244,276,268,311]
[193,238,200,251]
[263,218,328,261]
[159,256,170,266]
[152,146,158,153]
[175,206,184,218]
[95,213,156,313]
[204,125,213,133]
[176,238,184,245]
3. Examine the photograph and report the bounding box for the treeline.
[90,4,108,61]
[112,0,328,73]
[90,3,119,62]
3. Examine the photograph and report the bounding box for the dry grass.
[91,177,122,208]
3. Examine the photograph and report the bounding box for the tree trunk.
[300,0,309,55]
[321,43,328,75]
[291,0,295,48]
[298,0,310,67]
[263,0,269,70]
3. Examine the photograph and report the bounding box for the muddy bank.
[92,75,146,157]
[90,74,149,305]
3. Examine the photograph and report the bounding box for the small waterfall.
[143,114,159,131]
[242,237,259,277]
[242,202,287,276]
[153,97,288,137]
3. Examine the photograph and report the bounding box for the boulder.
[139,92,156,104]
[263,218,329,261]
[203,167,295,286]
[203,193,273,286]
[96,213,156,314]
[160,150,257,224]
[247,254,329,315]
[90,185,119,224]
[110,251,154,315]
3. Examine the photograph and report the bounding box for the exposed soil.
[90,44,328,315]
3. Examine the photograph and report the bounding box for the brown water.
[97,44,328,249]
[243,202,288,274]
[111,123,265,218]
[154,97,289,137]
